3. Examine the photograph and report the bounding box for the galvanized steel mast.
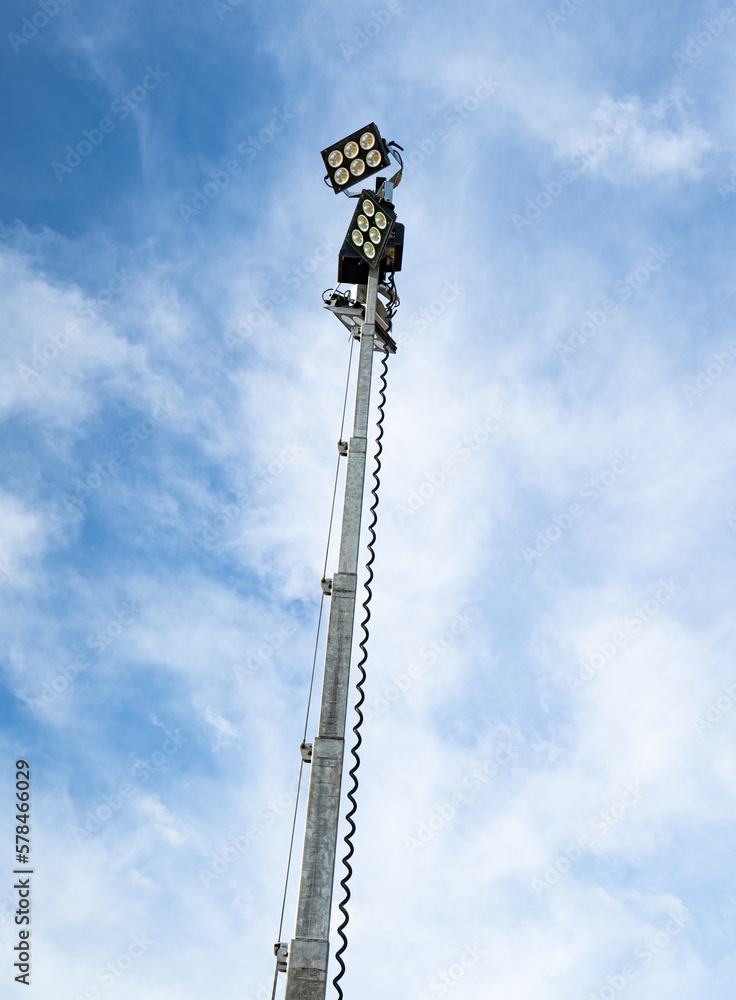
[283,262,380,1000]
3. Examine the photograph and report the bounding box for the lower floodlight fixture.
[323,287,396,353]
[345,189,396,267]
[321,123,391,194]
[323,289,363,336]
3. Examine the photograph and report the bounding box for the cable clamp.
[337,440,348,456]
[320,577,333,596]
[274,942,289,972]
[300,741,313,763]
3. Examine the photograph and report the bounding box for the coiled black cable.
[332,346,390,999]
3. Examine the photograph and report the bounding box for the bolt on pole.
[283,264,381,1000]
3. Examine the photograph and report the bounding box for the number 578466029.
[15,759,31,865]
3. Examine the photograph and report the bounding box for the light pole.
[276,129,403,1000]
[283,262,379,1000]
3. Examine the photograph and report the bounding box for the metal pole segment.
[284,264,380,1000]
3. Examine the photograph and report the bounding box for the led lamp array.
[321,123,390,193]
[345,190,396,266]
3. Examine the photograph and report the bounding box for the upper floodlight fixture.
[345,189,396,266]
[321,123,391,193]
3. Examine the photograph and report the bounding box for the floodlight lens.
[350,158,365,176]
[360,132,376,150]
[334,167,349,185]
[362,200,375,217]
[366,149,382,167]
[364,242,376,259]
[375,212,387,229]
[357,215,369,231]
[328,149,343,167]
[369,227,381,244]
[352,230,364,246]
[344,141,359,158]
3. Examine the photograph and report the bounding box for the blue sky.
[1,0,736,997]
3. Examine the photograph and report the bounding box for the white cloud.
[557,92,713,182]
[0,490,47,578]
[202,707,240,750]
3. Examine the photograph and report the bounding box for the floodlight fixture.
[322,289,364,336]
[322,287,397,354]
[345,190,396,268]
[321,123,391,193]
[336,222,404,285]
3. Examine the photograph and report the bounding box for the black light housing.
[344,190,396,270]
[321,123,391,194]
[337,222,403,285]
